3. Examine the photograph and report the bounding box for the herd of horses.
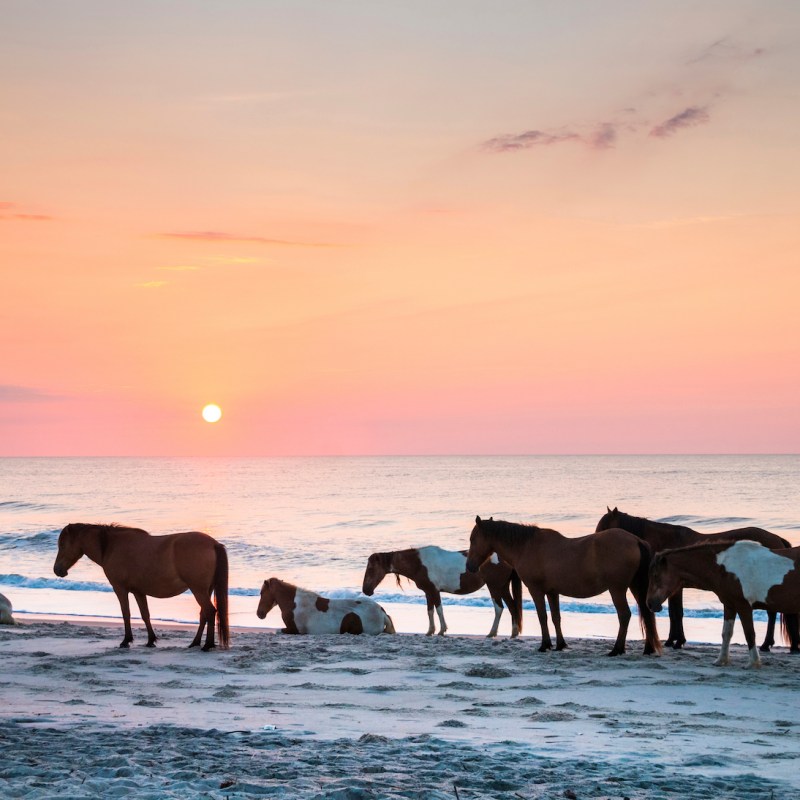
[46,508,800,668]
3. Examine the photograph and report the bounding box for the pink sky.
[2,2,799,455]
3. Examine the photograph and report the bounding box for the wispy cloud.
[158,231,337,248]
[482,129,581,153]
[0,202,53,222]
[157,265,201,272]
[687,37,765,66]
[0,385,60,403]
[649,106,711,138]
[135,281,168,289]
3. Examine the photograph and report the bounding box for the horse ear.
[607,506,611,513]
[475,515,482,525]
[489,516,493,521]
[613,506,618,513]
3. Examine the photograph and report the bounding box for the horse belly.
[418,547,470,593]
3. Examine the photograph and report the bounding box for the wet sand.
[1,617,798,798]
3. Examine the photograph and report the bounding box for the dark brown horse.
[466,516,661,656]
[648,540,800,669]
[53,523,230,650]
[596,506,799,652]
[362,545,523,637]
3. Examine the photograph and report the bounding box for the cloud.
[0,385,60,403]
[158,231,336,248]
[649,106,711,138]
[0,202,53,222]
[589,123,618,150]
[135,281,168,289]
[687,37,765,66]
[482,129,581,153]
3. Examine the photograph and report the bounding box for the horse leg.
[547,593,568,650]
[713,607,736,667]
[132,591,157,647]
[608,588,631,656]
[786,613,800,653]
[760,610,777,652]
[528,588,552,652]
[188,587,216,649]
[665,592,687,649]
[113,588,134,648]
[486,598,503,638]
[738,607,761,669]
[435,601,447,636]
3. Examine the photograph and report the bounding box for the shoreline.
[1,617,799,798]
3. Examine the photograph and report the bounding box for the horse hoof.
[119,641,131,649]
[188,641,200,648]
[146,642,157,648]
[671,641,685,650]
[758,644,772,653]
[201,644,216,652]
[790,648,800,655]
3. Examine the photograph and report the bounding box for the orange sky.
[2,2,799,455]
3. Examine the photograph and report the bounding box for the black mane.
[479,518,540,546]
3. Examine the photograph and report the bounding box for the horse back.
[705,527,789,550]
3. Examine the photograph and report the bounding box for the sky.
[1,1,799,455]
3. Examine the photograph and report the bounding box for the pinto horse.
[466,516,661,656]
[53,523,230,650]
[596,506,799,652]
[648,540,800,669]
[362,546,523,637]
[257,577,395,635]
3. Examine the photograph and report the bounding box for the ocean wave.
[0,573,113,593]
[658,515,753,528]
[0,529,60,551]
[320,519,394,529]
[0,500,59,512]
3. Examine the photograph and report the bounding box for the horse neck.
[75,525,108,566]
[666,545,724,588]
[628,516,696,550]
[272,579,297,612]
[482,525,535,570]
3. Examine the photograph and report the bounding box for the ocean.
[2,455,799,645]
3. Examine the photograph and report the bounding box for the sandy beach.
[0,617,798,799]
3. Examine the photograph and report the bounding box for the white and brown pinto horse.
[257,577,395,635]
[53,523,230,650]
[0,592,16,625]
[466,516,661,656]
[362,545,523,637]
[597,506,799,652]
[648,540,800,669]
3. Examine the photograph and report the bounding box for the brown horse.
[53,523,230,651]
[362,545,523,637]
[466,516,661,656]
[596,506,799,652]
[257,577,395,635]
[648,540,800,669]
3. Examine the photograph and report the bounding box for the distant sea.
[2,456,799,645]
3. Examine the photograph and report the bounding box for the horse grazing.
[466,516,661,656]
[596,506,799,652]
[0,592,16,625]
[53,523,230,651]
[257,577,395,635]
[362,545,523,637]
[648,540,800,669]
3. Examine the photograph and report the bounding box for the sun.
[201,404,222,423]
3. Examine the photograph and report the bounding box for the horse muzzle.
[465,558,480,574]
[53,565,68,578]
[361,583,375,596]
[647,599,663,613]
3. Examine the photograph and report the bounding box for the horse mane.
[374,552,403,589]
[610,510,648,538]
[479,518,541,546]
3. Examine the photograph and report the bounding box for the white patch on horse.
[716,540,794,604]
[417,546,468,592]
[292,589,388,635]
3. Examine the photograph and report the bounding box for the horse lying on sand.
[362,545,523,637]
[647,539,800,669]
[0,592,16,625]
[467,516,661,656]
[596,506,799,652]
[53,523,229,651]
[257,577,395,635]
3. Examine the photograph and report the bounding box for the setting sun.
[201,404,222,423]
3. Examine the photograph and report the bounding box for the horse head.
[256,578,279,619]
[53,524,85,577]
[362,552,392,596]
[595,506,621,533]
[466,515,495,573]
[646,553,680,613]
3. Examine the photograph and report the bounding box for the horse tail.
[781,612,799,648]
[510,569,523,635]
[632,538,662,655]
[383,609,396,634]
[213,542,230,649]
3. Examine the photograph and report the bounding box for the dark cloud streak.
[649,106,710,138]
